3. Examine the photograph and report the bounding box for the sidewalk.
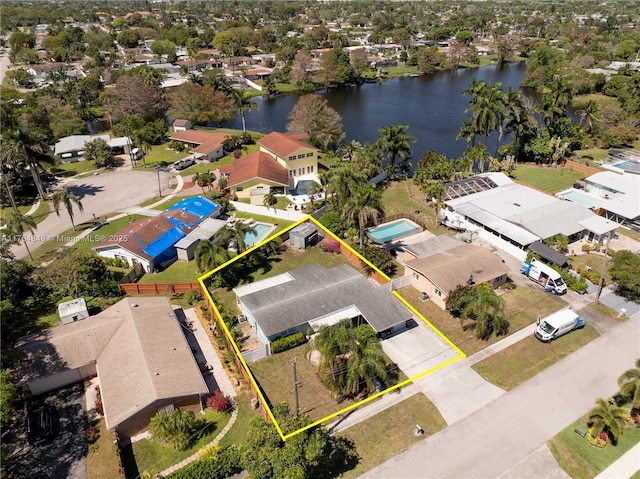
[593,443,640,479]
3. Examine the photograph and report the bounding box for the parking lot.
[3,383,88,479]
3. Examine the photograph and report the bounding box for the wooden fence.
[117,263,145,285]
[564,159,599,176]
[118,282,203,295]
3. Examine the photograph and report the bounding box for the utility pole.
[156,166,162,198]
[292,358,300,416]
[595,230,612,303]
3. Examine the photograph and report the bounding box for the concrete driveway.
[12,169,170,259]
[381,319,459,379]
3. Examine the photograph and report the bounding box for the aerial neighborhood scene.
[2,0,640,478]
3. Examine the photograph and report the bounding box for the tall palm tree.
[332,164,368,211]
[618,358,640,411]
[458,283,508,339]
[377,125,415,178]
[4,210,37,260]
[342,184,383,249]
[465,81,507,149]
[194,237,230,273]
[338,140,363,161]
[214,220,257,253]
[52,187,84,231]
[1,129,57,201]
[232,89,258,133]
[588,398,629,444]
[503,88,534,163]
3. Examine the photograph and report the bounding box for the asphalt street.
[362,314,640,478]
[11,169,170,259]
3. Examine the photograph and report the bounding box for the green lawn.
[396,284,564,355]
[589,302,628,321]
[548,411,640,479]
[338,393,447,479]
[86,418,122,479]
[512,164,586,194]
[569,254,613,284]
[135,144,183,168]
[123,409,232,479]
[0,197,49,225]
[573,148,609,163]
[138,259,199,283]
[472,324,600,390]
[218,391,263,448]
[618,227,640,243]
[54,160,101,177]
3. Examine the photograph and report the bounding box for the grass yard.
[135,144,183,168]
[396,284,564,355]
[249,341,404,427]
[380,180,450,235]
[471,324,600,390]
[337,393,447,479]
[138,259,199,283]
[589,302,628,321]
[512,164,586,194]
[618,227,640,243]
[86,418,122,479]
[548,411,640,479]
[54,160,100,177]
[569,254,612,284]
[218,391,264,448]
[573,148,609,163]
[123,409,232,478]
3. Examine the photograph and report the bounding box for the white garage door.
[28,369,83,395]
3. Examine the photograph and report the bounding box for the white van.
[534,309,585,343]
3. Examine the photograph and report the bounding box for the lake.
[228,62,529,163]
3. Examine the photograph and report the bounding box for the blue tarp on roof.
[168,196,220,220]
[143,227,186,258]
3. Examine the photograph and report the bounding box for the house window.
[434,289,442,297]
[307,165,314,173]
[306,152,314,157]
[237,186,244,191]
[298,168,304,175]
[288,155,296,161]
[290,170,295,177]
[297,154,305,159]
[412,272,419,281]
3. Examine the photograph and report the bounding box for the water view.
[230,63,529,163]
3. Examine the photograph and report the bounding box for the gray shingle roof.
[236,264,413,335]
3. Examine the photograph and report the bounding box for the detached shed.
[58,298,89,324]
[289,222,318,249]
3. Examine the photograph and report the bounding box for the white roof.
[109,137,130,148]
[579,216,618,236]
[174,218,227,249]
[54,134,110,155]
[508,202,594,238]
[453,203,540,246]
[586,171,640,220]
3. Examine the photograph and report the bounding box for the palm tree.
[504,88,534,163]
[618,358,640,411]
[577,99,602,129]
[262,190,277,213]
[343,333,388,396]
[52,187,84,231]
[339,140,363,161]
[214,220,257,253]
[314,321,352,385]
[332,164,368,211]
[4,210,37,260]
[464,81,507,150]
[377,125,415,178]
[458,283,508,339]
[342,184,383,249]
[588,398,629,444]
[456,120,477,147]
[232,89,258,133]
[194,238,230,273]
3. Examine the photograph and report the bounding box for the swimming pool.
[244,223,273,247]
[557,189,602,209]
[367,219,422,243]
[613,161,639,170]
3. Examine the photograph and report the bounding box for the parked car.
[172,157,196,170]
[26,404,57,445]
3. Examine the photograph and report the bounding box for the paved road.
[11,170,170,259]
[362,314,640,478]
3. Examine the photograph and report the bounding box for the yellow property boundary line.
[199,215,466,440]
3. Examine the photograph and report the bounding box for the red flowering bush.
[323,241,340,253]
[95,386,104,416]
[207,390,232,413]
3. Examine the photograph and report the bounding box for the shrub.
[87,424,100,444]
[168,445,242,479]
[323,240,341,253]
[582,243,592,253]
[207,390,232,413]
[150,409,201,450]
[95,386,104,416]
[185,289,203,305]
[271,332,306,353]
[586,431,607,448]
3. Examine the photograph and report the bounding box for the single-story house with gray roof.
[54,134,132,162]
[16,297,208,439]
[234,263,415,360]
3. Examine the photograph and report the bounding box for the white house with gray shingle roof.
[234,264,415,360]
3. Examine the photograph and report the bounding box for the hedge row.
[271,332,306,354]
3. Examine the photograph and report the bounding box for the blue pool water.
[558,190,601,208]
[244,224,271,247]
[614,161,639,170]
[367,220,422,243]
[292,180,320,196]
